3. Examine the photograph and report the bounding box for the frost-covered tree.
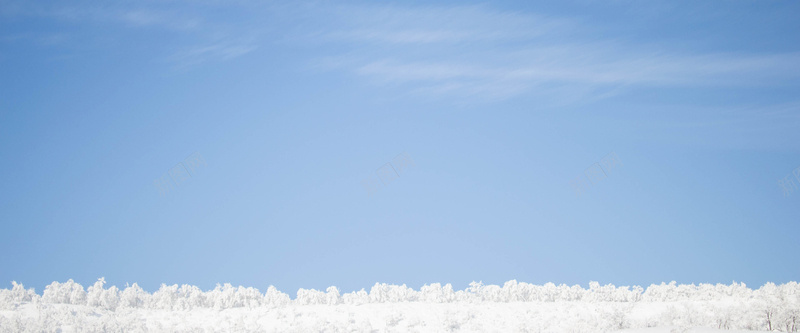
[296,288,326,305]
[342,288,369,305]
[236,286,264,308]
[42,279,86,305]
[0,282,38,310]
[119,283,147,309]
[419,283,455,303]
[151,284,181,309]
[325,286,341,305]
[178,284,206,309]
[367,282,419,303]
[758,282,780,330]
[264,285,290,306]
[86,277,119,310]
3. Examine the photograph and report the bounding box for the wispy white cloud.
[117,9,202,31]
[0,1,237,67]
[169,41,257,69]
[5,1,800,85]
[302,3,800,102]
[29,4,203,31]
[326,30,474,44]
[120,9,160,26]
[336,50,800,102]
[314,4,570,45]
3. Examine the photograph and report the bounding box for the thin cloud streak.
[315,4,569,45]
[26,4,204,32]
[169,42,257,69]
[344,50,800,100]
[306,4,800,101]
[0,1,232,67]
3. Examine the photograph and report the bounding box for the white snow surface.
[0,279,797,332]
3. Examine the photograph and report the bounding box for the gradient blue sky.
[1,0,799,295]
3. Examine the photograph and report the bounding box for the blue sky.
[1,0,799,295]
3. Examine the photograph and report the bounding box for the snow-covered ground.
[1,279,797,332]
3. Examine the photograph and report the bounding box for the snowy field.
[1,279,797,332]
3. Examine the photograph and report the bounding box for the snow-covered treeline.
[0,279,798,332]
[3,279,797,309]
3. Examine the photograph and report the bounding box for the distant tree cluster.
[0,279,798,332]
